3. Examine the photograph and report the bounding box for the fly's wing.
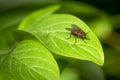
[65,24,79,31]
[65,28,72,31]
[71,24,80,29]
[71,24,84,32]
[66,24,83,32]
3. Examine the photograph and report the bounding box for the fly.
[66,24,90,44]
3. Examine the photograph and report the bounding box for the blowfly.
[66,24,90,44]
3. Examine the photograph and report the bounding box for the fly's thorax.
[71,29,86,38]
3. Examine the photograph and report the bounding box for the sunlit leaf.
[18,5,104,66]
[0,40,60,80]
[19,5,60,29]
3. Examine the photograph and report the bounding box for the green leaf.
[19,5,60,29]
[18,6,104,66]
[0,40,60,80]
[0,72,13,80]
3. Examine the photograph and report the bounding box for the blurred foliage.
[0,0,120,80]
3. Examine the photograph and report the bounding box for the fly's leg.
[82,39,87,44]
[85,37,90,40]
[73,36,77,45]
